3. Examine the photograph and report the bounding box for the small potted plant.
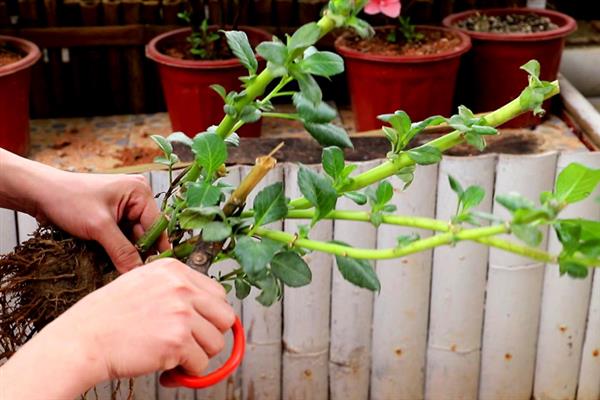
[334,0,471,132]
[443,7,577,128]
[146,0,271,138]
[0,36,40,156]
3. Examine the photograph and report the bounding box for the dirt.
[339,28,463,57]
[455,12,559,34]
[0,43,25,67]
[115,146,164,167]
[161,34,233,61]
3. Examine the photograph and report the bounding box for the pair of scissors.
[159,316,246,388]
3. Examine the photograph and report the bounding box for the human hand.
[0,258,236,399]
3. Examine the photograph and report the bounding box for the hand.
[0,258,236,399]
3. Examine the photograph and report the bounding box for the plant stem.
[288,81,561,209]
[261,112,301,120]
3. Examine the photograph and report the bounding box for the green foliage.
[186,181,222,207]
[300,50,344,77]
[223,30,258,74]
[179,16,220,60]
[335,249,380,291]
[448,175,486,224]
[519,60,556,116]
[447,106,498,151]
[270,251,312,287]
[253,183,288,227]
[287,23,321,55]
[378,111,445,156]
[366,180,397,226]
[407,146,442,165]
[233,236,283,278]
[554,163,600,205]
[298,165,338,224]
[387,17,424,44]
[191,133,228,181]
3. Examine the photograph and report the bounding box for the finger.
[182,267,227,299]
[190,314,226,358]
[192,293,236,333]
[179,334,210,376]
[96,222,143,273]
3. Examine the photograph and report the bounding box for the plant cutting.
[1,0,599,393]
[146,0,271,138]
[334,0,471,131]
[443,7,577,128]
[0,35,41,156]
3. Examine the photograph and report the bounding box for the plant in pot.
[443,7,577,128]
[2,0,599,394]
[334,0,471,132]
[146,0,272,138]
[0,36,41,156]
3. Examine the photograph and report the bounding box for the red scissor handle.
[159,316,245,389]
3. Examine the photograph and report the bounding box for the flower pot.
[335,26,471,132]
[0,36,40,156]
[146,27,271,138]
[443,8,576,128]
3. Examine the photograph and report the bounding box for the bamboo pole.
[479,152,558,400]
[329,160,379,400]
[534,151,600,400]
[370,164,438,399]
[241,164,283,400]
[282,164,332,400]
[425,154,496,399]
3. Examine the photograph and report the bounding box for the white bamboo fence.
[1,151,599,400]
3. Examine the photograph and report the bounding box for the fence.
[1,148,599,400]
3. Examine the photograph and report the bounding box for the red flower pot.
[443,8,576,128]
[335,26,471,132]
[0,36,40,156]
[147,27,271,138]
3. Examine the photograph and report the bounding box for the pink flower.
[364,0,401,18]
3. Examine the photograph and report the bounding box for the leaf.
[255,274,279,306]
[375,180,393,205]
[555,163,600,204]
[150,135,172,156]
[301,51,344,77]
[225,132,240,147]
[344,191,368,205]
[559,259,588,278]
[209,84,227,101]
[397,233,420,247]
[179,208,211,230]
[298,165,337,223]
[461,186,485,211]
[407,146,442,165]
[234,278,251,300]
[270,251,312,287]
[234,236,282,278]
[192,133,228,180]
[512,224,543,247]
[186,182,222,207]
[293,92,336,123]
[256,41,288,66]
[465,132,486,151]
[396,165,415,189]
[167,131,193,147]
[253,182,288,227]
[378,110,411,135]
[292,70,322,104]
[448,175,464,197]
[304,122,353,149]
[559,219,600,241]
[322,146,345,180]
[520,59,541,79]
[287,22,321,53]
[496,193,535,212]
[335,254,380,291]
[202,221,232,242]
[223,30,257,73]
[239,104,261,123]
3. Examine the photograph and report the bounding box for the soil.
[162,34,233,61]
[339,28,463,57]
[115,146,164,167]
[455,12,559,34]
[0,43,25,67]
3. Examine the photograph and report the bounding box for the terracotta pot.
[146,27,271,138]
[335,26,471,132]
[443,8,576,128]
[0,36,40,156]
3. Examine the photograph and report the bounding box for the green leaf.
[304,122,353,149]
[167,131,193,147]
[255,273,279,306]
[559,219,600,241]
[209,84,227,101]
[179,208,212,230]
[396,165,415,189]
[223,30,257,73]
[335,254,380,291]
[555,163,600,204]
[378,110,411,136]
[253,182,288,227]
[520,59,540,79]
[559,259,588,278]
[292,70,322,104]
[239,104,261,123]
[256,41,288,66]
[465,132,486,151]
[234,236,282,278]
[344,191,368,205]
[461,186,485,211]
[298,165,337,223]
[407,146,442,165]
[192,133,228,180]
[322,146,345,179]
[186,182,222,207]
[202,221,232,242]
[496,193,535,212]
[234,278,251,300]
[270,251,312,287]
[375,180,393,205]
[301,51,344,77]
[293,92,336,123]
[150,135,172,156]
[397,233,420,247]
[448,175,464,197]
[579,239,600,258]
[512,224,543,247]
[287,22,321,53]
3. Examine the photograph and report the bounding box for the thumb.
[96,223,143,273]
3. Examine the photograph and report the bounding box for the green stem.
[262,112,301,120]
[288,81,561,209]
[258,76,294,106]
[137,211,170,252]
